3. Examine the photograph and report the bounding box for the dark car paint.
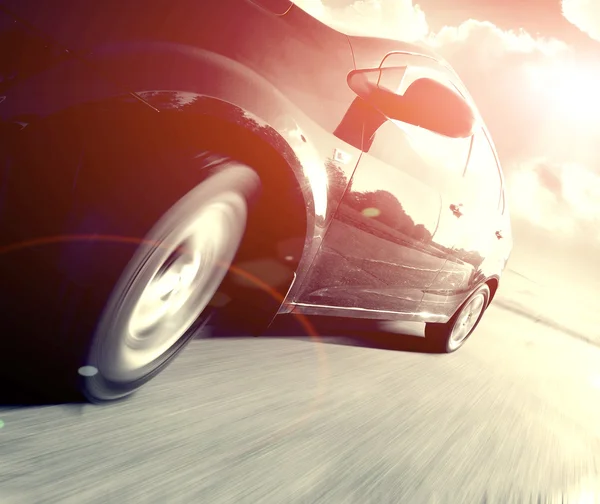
[0,0,361,309]
[0,0,512,330]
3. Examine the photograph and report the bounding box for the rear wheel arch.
[425,282,490,353]
[449,275,500,319]
[485,276,500,306]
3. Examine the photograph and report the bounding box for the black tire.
[424,283,490,353]
[1,116,269,402]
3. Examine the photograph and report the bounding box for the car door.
[294,52,473,318]
[421,126,505,318]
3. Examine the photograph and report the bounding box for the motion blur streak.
[2,307,600,502]
[225,263,333,442]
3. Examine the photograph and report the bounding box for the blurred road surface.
[1,306,600,503]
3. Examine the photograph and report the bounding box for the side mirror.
[348,71,475,138]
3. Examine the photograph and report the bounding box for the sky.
[294,0,600,298]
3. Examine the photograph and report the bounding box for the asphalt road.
[1,306,600,503]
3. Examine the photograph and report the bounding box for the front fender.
[0,41,363,308]
[1,42,330,226]
[88,40,342,227]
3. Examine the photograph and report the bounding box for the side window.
[382,64,472,175]
[464,129,502,212]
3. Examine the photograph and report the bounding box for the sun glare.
[526,61,600,126]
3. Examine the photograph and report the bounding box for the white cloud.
[505,158,600,236]
[562,0,600,42]
[428,20,567,56]
[293,0,429,41]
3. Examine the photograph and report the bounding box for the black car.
[0,0,512,402]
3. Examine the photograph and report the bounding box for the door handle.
[449,203,463,218]
[495,230,503,240]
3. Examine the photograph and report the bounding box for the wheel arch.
[2,41,339,313]
[442,274,499,324]
[124,94,313,311]
[485,275,500,307]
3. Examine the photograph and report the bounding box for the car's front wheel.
[1,137,264,403]
[424,283,490,353]
[83,161,261,401]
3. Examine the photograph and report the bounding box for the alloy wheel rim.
[448,293,486,349]
[100,190,248,382]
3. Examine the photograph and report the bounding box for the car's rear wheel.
[424,283,490,353]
